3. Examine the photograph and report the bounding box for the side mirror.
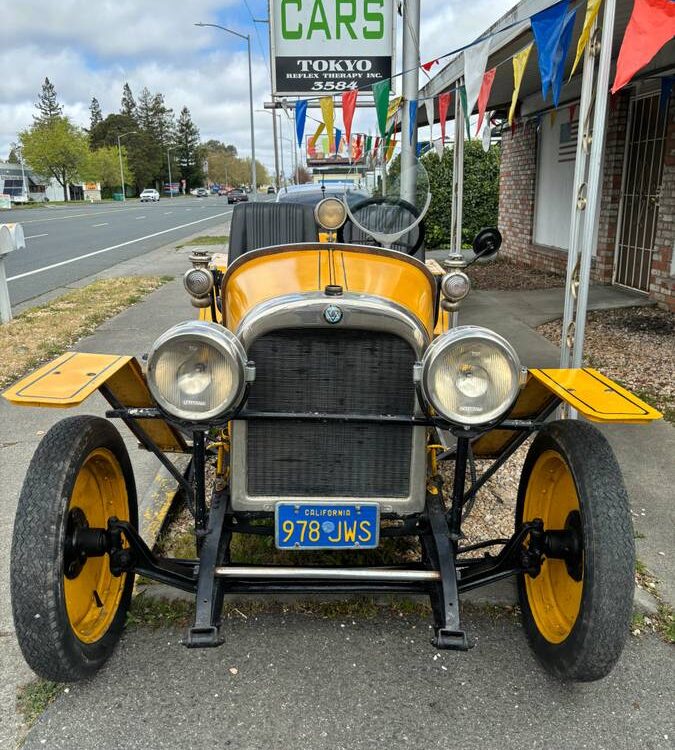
[472,227,502,260]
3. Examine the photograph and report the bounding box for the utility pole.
[400,0,420,204]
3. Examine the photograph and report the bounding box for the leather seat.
[228,202,318,264]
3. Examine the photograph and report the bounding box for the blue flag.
[408,100,418,145]
[335,128,342,154]
[295,100,307,148]
[551,9,576,107]
[531,0,570,102]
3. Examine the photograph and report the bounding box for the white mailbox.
[0,222,25,323]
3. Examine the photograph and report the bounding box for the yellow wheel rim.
[523,450,583,644]
[63,448,129,644]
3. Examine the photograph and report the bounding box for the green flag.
[458,85,471,139]
[365,135,372,153]
[372,79,391,138]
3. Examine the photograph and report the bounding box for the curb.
[138,456,191,548]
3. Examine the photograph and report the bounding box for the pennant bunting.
[335,128,342,155]
[374,136,381,151]
[438,92,452,142]
[365,135,372,153]
[309,122,325,149]
[458,85,471,139]
[386,137,396,162]
[508,43,533,126]
[570,0,602,79]
[424,99,435,143]
[372,80,391,138]
[422,58,439,72]
[408,100,418,145]
[295,100,308,148]
[320,96,335,152]
[341,90,358,147]
[612,0,675,94]
[531,0,571,102]
[475,67,497,136]
[434,139,444,157]
[551,8,577,106]
[463,37,492,116]
[660,75,674,113]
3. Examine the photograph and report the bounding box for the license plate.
[275,502,380,550]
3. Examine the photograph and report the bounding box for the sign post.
[270,0,395,97]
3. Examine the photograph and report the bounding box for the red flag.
[422,58,439,72]
[475,68,496,136]
[341,90,358,147]
[438,92,452,143]
[374,136,381,152]
[612,0,675,94]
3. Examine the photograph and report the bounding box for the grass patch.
[0,275,171,388]
[127,594,194,628]
[177,235,229,248]
[17,680,61,729]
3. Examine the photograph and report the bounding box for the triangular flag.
[531,0,571,102]
[551,8,577,106]
[612,0,675,93]
[660,75,674,113]
[295,100,307,148]
[341,90,358,147]
[335,128,342,155]
[309,122,325,149]
[570,0,603,80]
[408,100,418,144]
[320,96,335,152]
[365,135,372,153]
[424,99,435,144]
[386,137,396,162]
[438,92,451,142]
[372,80,391,138]
[476,68,496,136]
[458,85,470,139]
[434,139,444,157]
[374,136,381,151]
[508,44,533,126]
[463,37,492,116]
[422,58,439,72]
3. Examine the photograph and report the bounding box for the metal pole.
[451,83,465,251]
[0,258,11,323]
[400,0,420,204]
[167,148,173,198]
[18,149,27,201]
[117,135,126,202]
[272,110,280,188]
[246,35,257,200]
[279,115,286,184]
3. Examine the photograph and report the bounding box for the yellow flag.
[508,44,533,126]
[320,96,335,152]
[386,137,397,162]
[386,96,403,122]
[309,122,325,149]
[570,0,602,80]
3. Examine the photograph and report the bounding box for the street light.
[195,22,257,200]
[166,145,179,198]
[256,109,281,188]
[117,131,137,202]
[14,145,28,202]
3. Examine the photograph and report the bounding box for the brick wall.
[497,92,675,310]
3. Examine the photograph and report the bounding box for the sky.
[0,0,516,176]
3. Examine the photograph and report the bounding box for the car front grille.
[245,328,417,498]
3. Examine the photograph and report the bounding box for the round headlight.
[421,326,522,427]
[147,321,247,421]
[183,267,214,297]
[315,197,347,230]
[441,271,471,302]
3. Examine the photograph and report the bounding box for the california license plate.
[275,502,380,550]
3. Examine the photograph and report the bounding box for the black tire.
[11,415,137,682]
[516,420,635,682]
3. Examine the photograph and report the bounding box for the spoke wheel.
[11,416,137,682]
[516,420,635,682]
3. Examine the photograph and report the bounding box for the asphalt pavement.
[1,196,258,306]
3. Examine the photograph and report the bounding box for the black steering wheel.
[341,196,426,256]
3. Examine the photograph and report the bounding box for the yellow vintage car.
[3,169,661,684]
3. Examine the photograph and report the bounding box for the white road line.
[186,208,192,211]
[7,209,234,282]
[15,205,148,225]
[136,216,146,220]
[24,233,49,240]
[92,222,109,227]
[164,211,172,215]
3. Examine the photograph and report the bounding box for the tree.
[89,97,103,131]
[84,145,133,196]
[20,117,89,201]
[120,83,137,120]
[175,106,203,188]
[294,165,312,184]
[33,78,63,126]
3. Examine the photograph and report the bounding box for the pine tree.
[89,97,103,130]
[33,78,63,126]
[176,106,203,188]
[120,83,137,119]
[150,93,175,148]
[136,87,154,132]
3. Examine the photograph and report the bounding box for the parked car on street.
[191,187,209,198]
[139,188,160,202]
[227,188,248,204]
[266,185,276,194]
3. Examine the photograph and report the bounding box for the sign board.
[270,0,395,96]
[0,194,11,210]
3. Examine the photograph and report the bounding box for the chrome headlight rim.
[421,326,522,427]
[146,320,248,422]
[314,197,347,231]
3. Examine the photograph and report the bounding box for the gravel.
[537,305,675,422]
[467,258,565,291]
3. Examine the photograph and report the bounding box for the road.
[1,196,258,306]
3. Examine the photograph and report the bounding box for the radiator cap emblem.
[323,305,343,324]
